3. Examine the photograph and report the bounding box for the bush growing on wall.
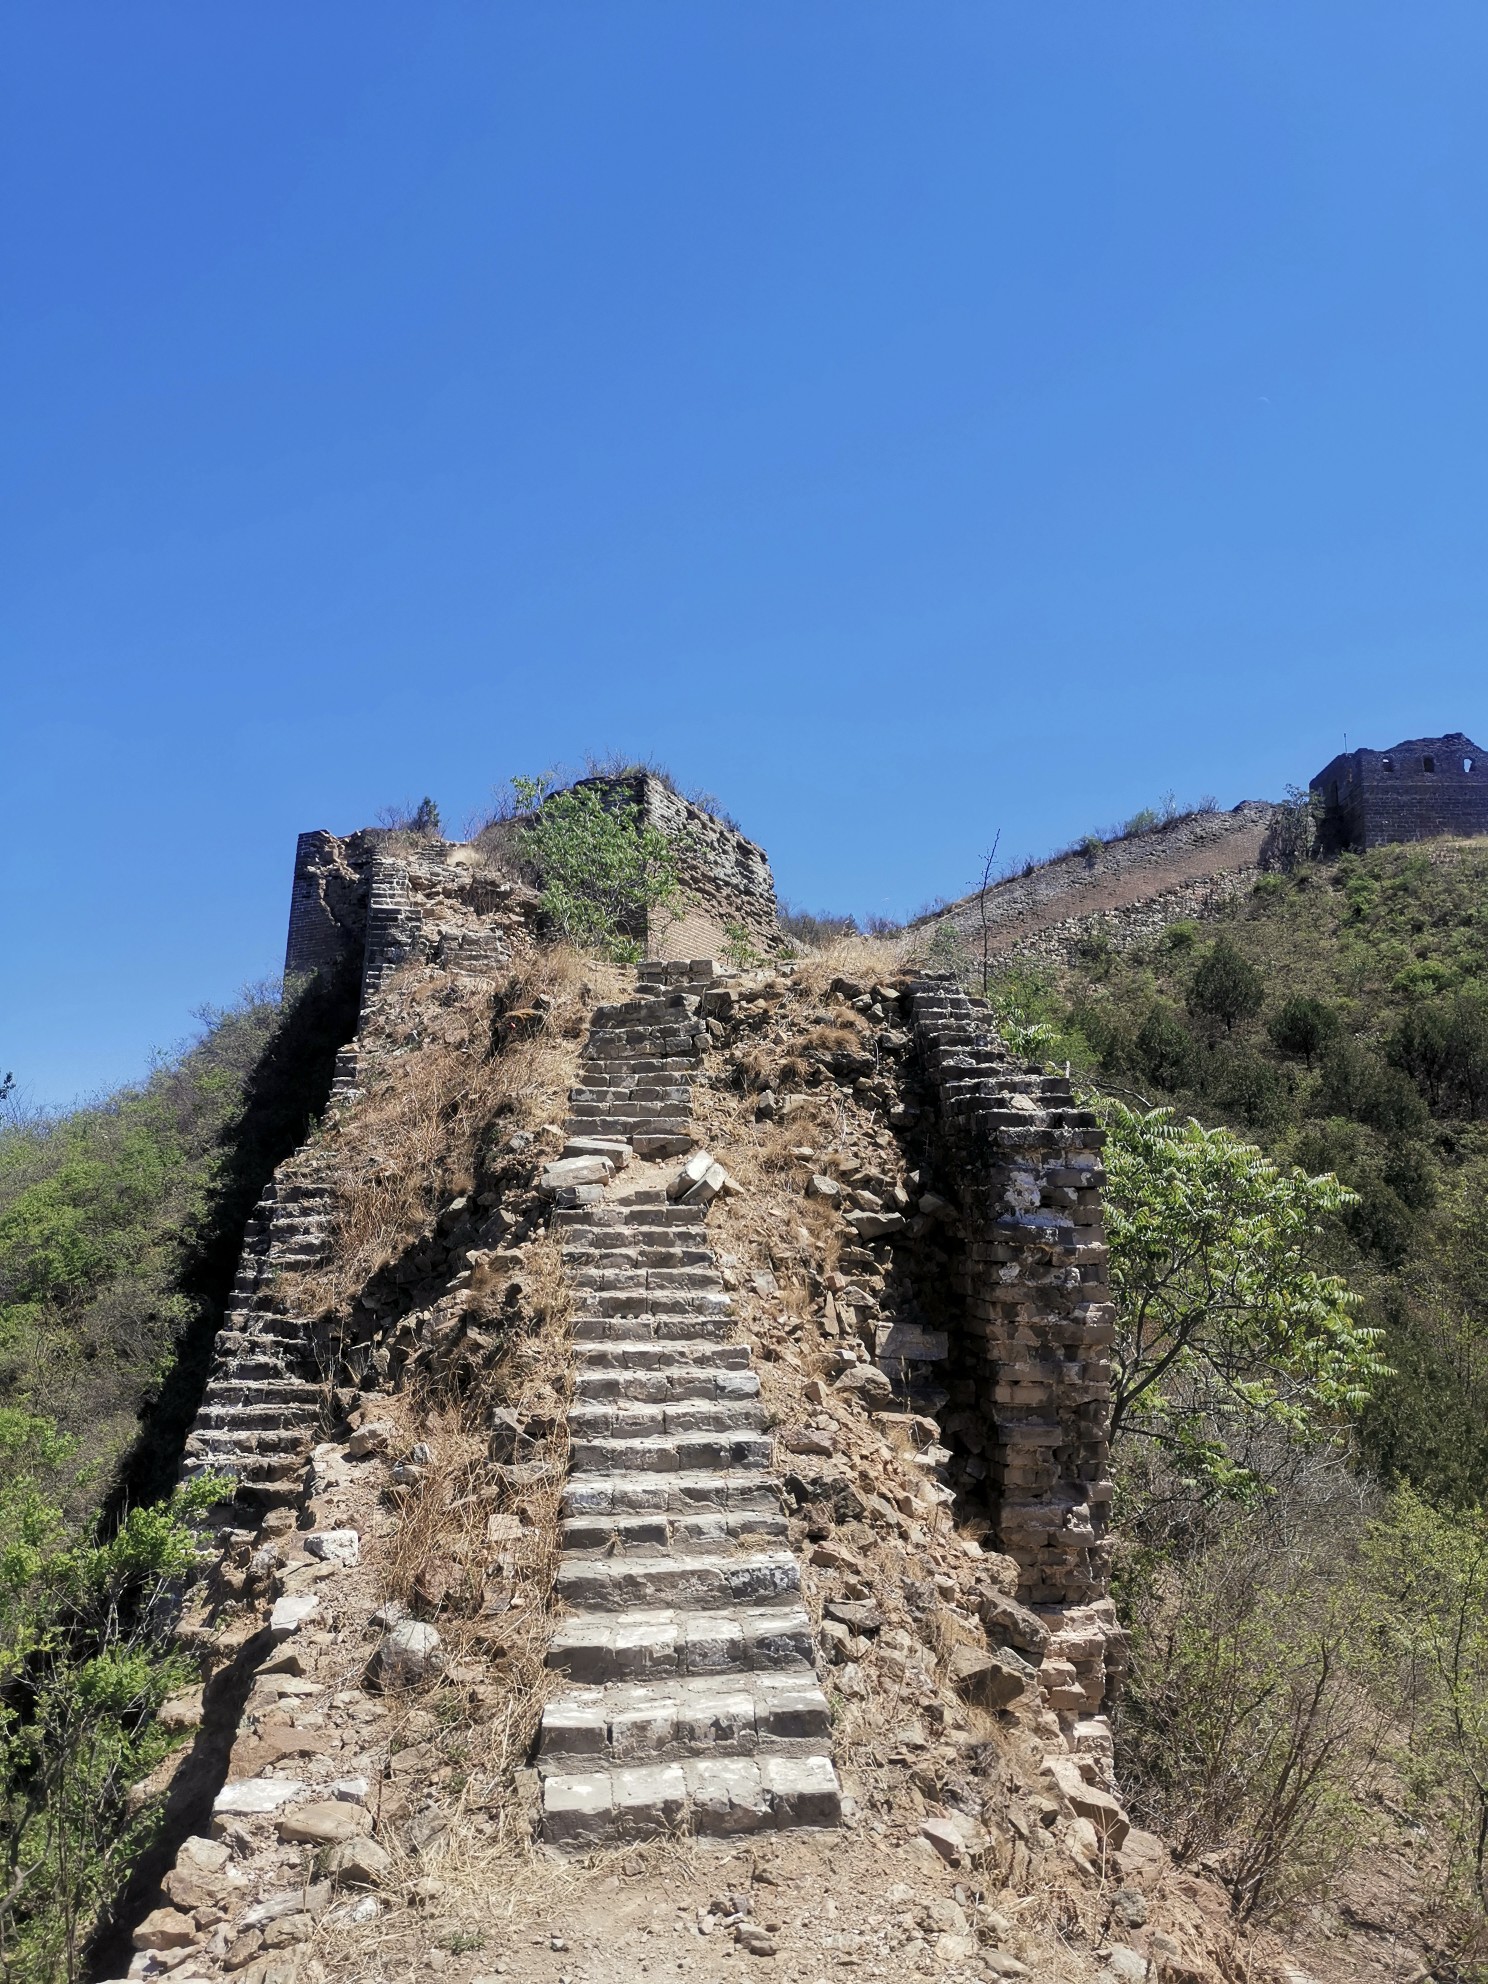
[510,775,686,962]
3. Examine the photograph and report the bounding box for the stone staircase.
[181,1165,332,1507]
[537,960,842,1846]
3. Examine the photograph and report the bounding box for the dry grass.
[786,928,918,998]
[288,945,626,1314]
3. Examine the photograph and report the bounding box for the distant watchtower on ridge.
[1311,732,1488,853]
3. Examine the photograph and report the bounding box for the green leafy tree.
[1390,990,1488,1118]
[1102,1103,1383,1498]
[511,776,686,963]
[1316,1036,1427,1137]
[1269,995,1342,1069]
[1135,1004,1200,1091]
[1187,937,1266,1036]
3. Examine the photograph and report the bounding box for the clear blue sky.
[5,4,1487,1107]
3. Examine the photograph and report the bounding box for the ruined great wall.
[115,782,1262,1984]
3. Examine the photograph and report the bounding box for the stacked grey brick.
[537,960,842,1846]
[907,979,1114,1615]
[181,1158,334,1506]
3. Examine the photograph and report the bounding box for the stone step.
[568,1399,764,1441]
[569,1429,773,1474]
[540,1672,830,1766]
[569,1085,692,1103]
[573,1289,732,1321]
[203,1378,322,1406]
[556,1548,799,1612]
[560,1506,789,1554]
[546,1601,815,1684]
[572,1314,738,1345]
[194,1401,318,1432]
[540,1749,839,1843]
[574,1339,750,1372]
[556,1204,708,1229]
[569,1267,721,1295]
[562,1468,781,1518]
[213,1320,307,1347]
[561,1245,717,1272]
[573,1365,759,1404]
[183,1453,302,1493]
[185,1426,307,1458]
[213,1355,299,1383]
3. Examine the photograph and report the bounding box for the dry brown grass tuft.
[786,928,916,998]
[289,946,625,1313]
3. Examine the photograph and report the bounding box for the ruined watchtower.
[1311,732,1488,853]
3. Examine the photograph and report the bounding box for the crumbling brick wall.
[284,830,380,980]
[906,976,1123,1717]
[284,832,541,997]
[569,772,781,960]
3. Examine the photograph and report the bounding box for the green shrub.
[1317,1037,1428,1137]
[1187,937,1266,1035]
[511,776,686,962]
[1269,995,1342,1068]
[1135,1004,1200,1091]
[1390,990,1488,1117]
[0,1411,223,1983]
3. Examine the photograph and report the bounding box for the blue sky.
[4,3,1487,1106]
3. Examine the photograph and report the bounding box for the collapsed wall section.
[186,838,543,1510]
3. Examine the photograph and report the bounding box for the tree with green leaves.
[1102,1102,1384,1501]
[511,775,686,963]
[1187,937,1266,1036]
[1269,995,1341,1069]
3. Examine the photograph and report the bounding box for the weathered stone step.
[540,1750,840,1842]
[546,1601,815,1683]
[194,1401,317,1432]
[562,1468,781,1518]
[569,1428,773,1474]
[540,1672,830,1765]
[561,1244,716,1272]
[574,1339,750,1372]
[203,1378,322,1406]
[561,1506,789,1554]
[574,1364,759,1403]
[570,1085,692,1104]
[185,1426,307,1458]
[570,1267,721,1295]
[568,1398,764,1441]
[572,1313,738,1345]
[557,1203,707,1228]
[573,1289,732,1321]
[556,1549,799,1612]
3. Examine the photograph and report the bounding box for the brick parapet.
[907,977,1114,1618]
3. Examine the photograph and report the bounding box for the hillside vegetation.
[972,837,1488,1972]
[0,969,358,1981]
